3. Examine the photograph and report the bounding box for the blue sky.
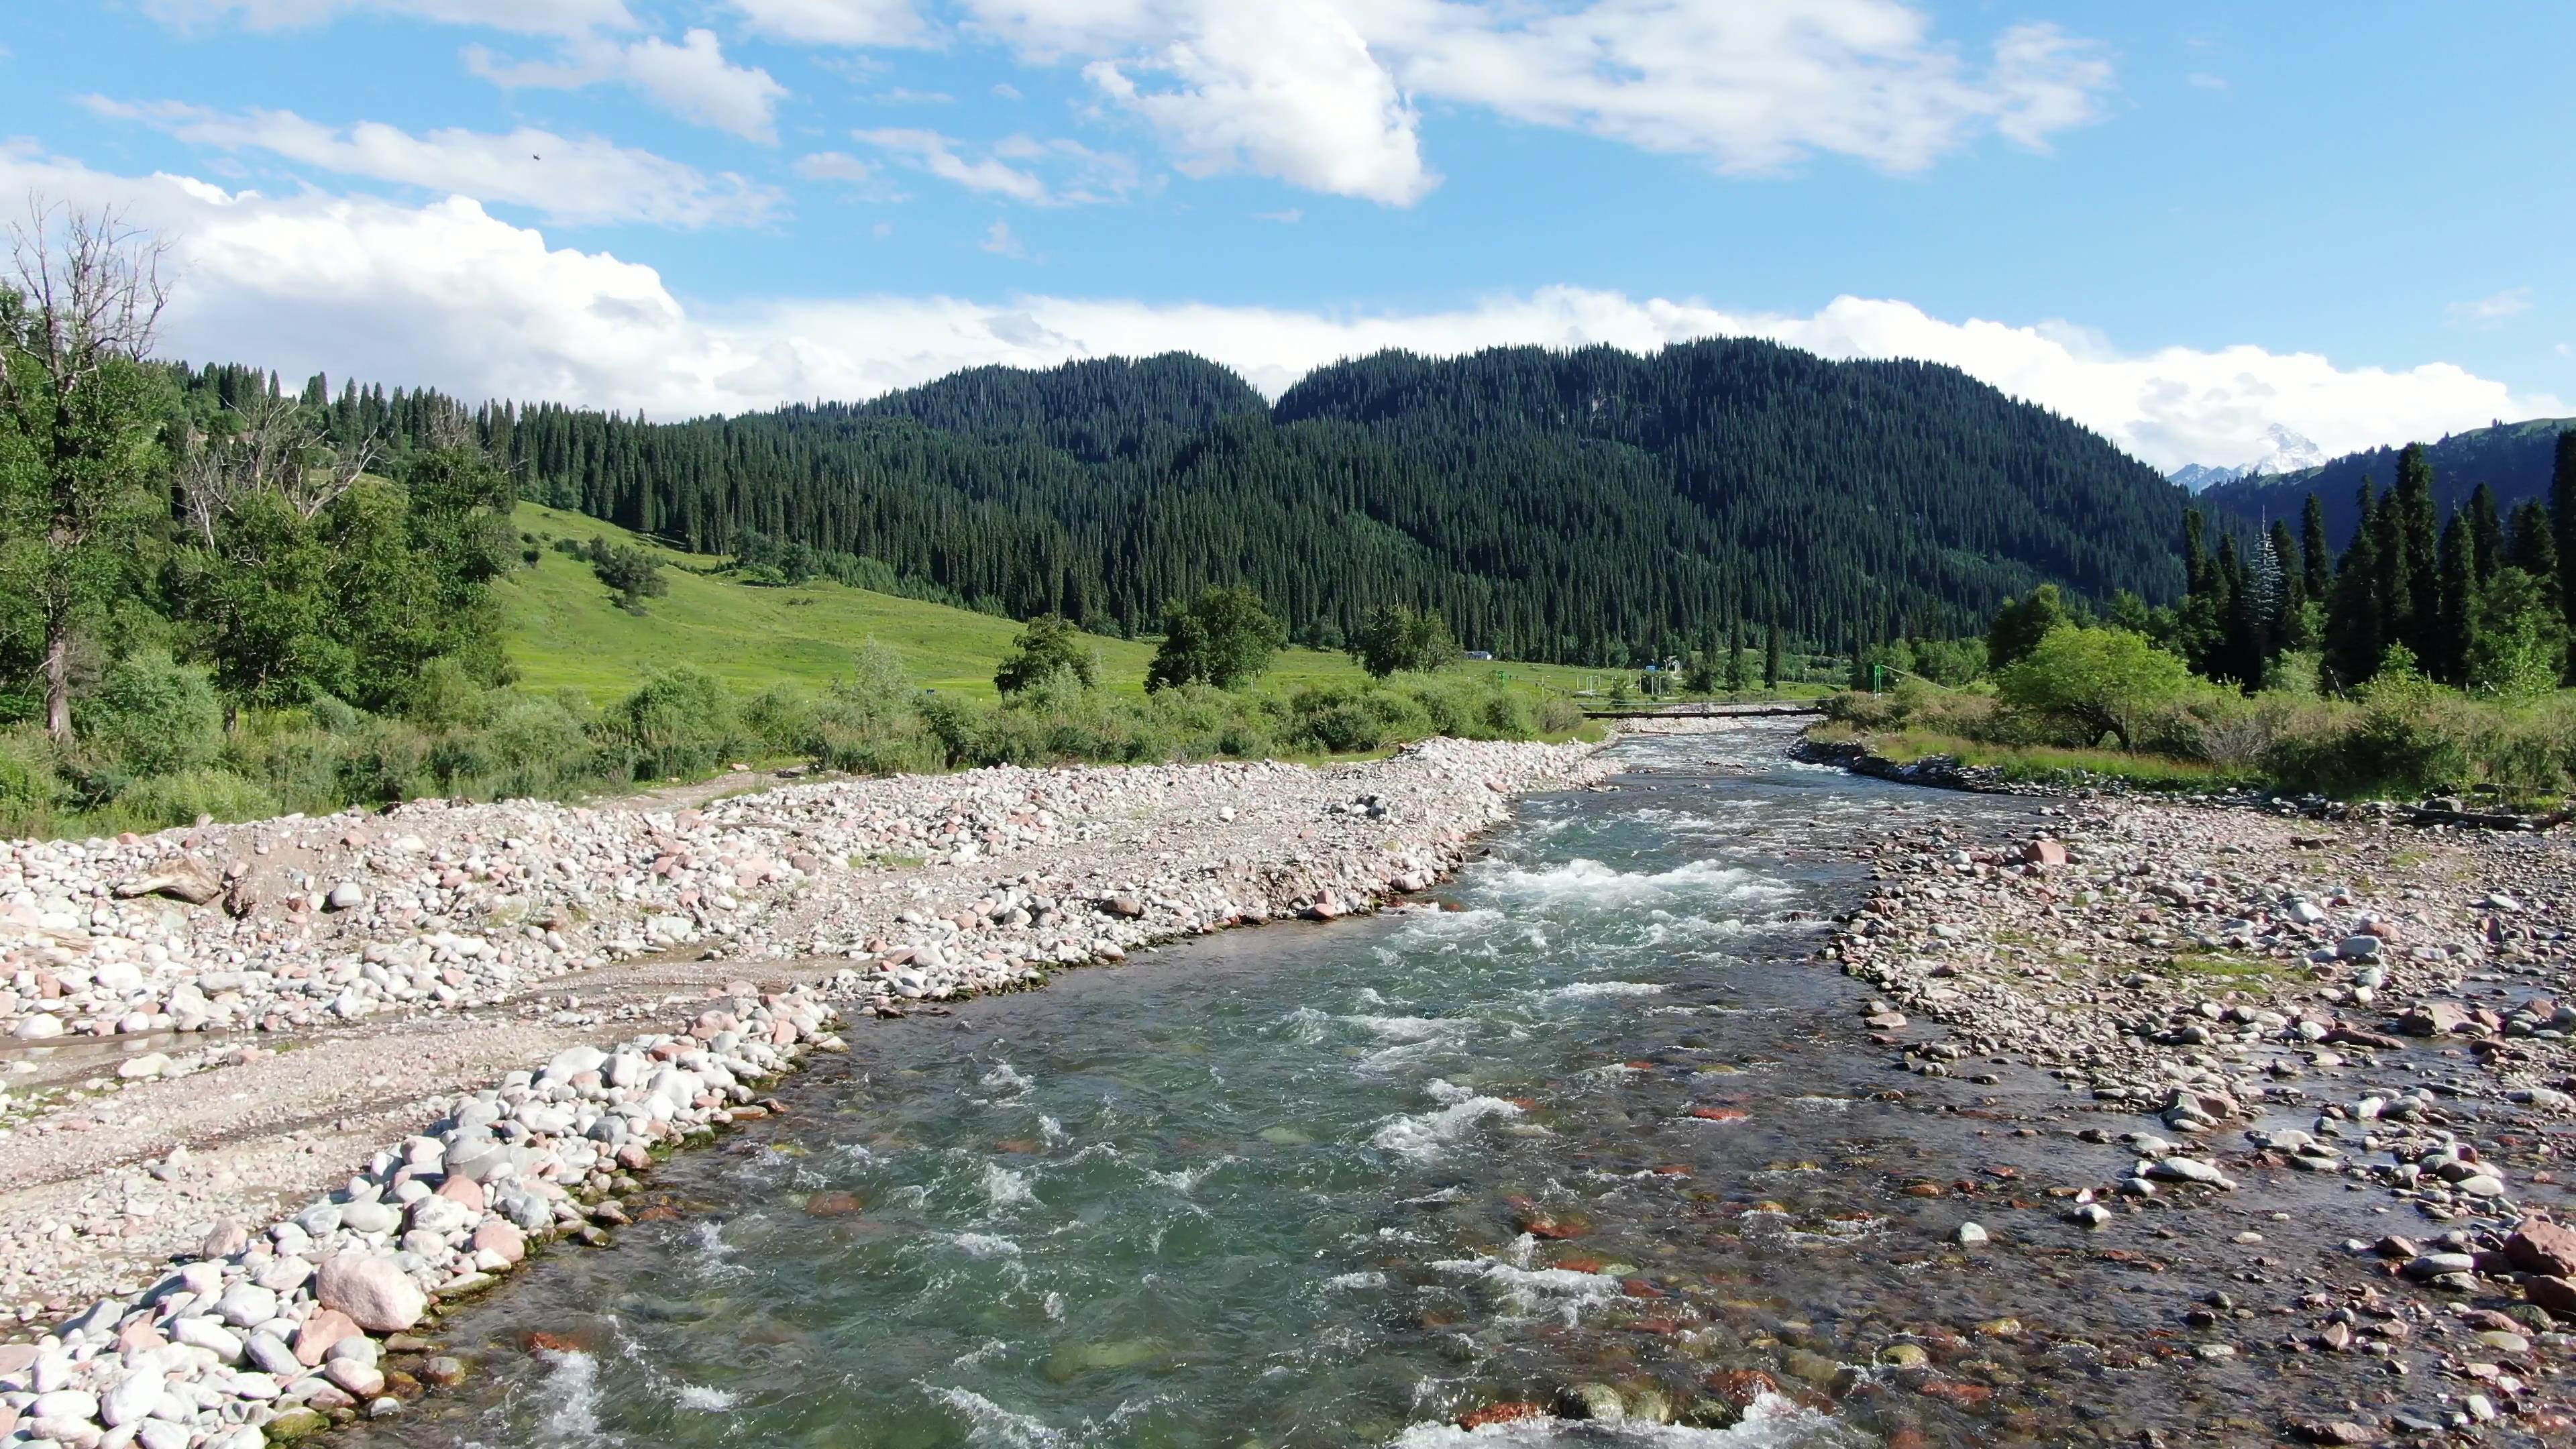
[4,0,2569,470]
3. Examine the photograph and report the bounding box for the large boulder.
[315,1253,426,1332]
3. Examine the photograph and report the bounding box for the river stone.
[199,1220,250,1258]
[472,1218,527,1265]
[316,1253,427,1332]
[341,1199,401,1234]
[2403,1252,2477,1281]
[101,1370,162,1427]
[215,1281,279,1328]
[1955,1222,1989,1245]
[246,1334,302,1377]
[324,1358,387,1398]
[2508,1220,2576,1277]
[546,1045,607,1081]
[1556,1383,1626,1421]
[294,1308,363,1366]
[30,1389,100,1423]
[172,1315,244,1361]
[2145,1157,2235,1189]
[407,1195,476,1236]
[13,1014,63,1040]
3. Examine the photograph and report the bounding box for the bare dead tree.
[0,196,173,741]
[176,388,381,545]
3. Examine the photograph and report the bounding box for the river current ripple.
[347,727,2285,1448]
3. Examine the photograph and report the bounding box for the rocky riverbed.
[0,737,1609,1449]
[1819,781,2576,1442]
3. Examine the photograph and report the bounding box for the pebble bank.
[0,735,1611,1448]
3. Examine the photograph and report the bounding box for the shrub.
[405,657,494,731]
[113,769,280,830]
[1995,627,2194,750]
[995,616,1097,695]
[0,730,66,830]
[334,718,435,805]
[1282,684,1424,754]
[610,667,743,780]
[586,538,668,613]
[78,649,223,775]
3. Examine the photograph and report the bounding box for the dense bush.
[1825,629,2576,803]
[610,667,746,781]
[76,649,223,776]
[116,768,280,830]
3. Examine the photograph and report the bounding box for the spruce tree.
[1724,617,1747,692]
[1763,619,1782,689]
[2300,493,2332,602]
[2269,519,2304,611]
[2553,429,2576,635]
[2467,481,2504,586]
[2393,445,2442,665]
[2508,500,2560,612]
[2433,513,2475,686]
[2322,486,2385,690]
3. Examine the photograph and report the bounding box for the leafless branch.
[175,390,388,539]
[1,195,171,407]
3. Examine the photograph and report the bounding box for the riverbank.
[0,735,1615,1446]
[1813,775,2576,1440]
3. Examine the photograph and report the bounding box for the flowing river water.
[343,725,2453,1448]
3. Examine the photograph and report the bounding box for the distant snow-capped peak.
[2168,424,2327,491]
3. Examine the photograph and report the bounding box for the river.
[341,724,2444,1448]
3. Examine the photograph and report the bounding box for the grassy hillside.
[500,505,1605,703]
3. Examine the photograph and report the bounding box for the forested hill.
[851,354,1267,462]
[182,341,2188,665]
[2203,417,2576,544]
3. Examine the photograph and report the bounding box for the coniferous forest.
[186,343,2192,665]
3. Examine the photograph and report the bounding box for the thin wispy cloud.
[2450,288,2536,328]
[81,97,780,227]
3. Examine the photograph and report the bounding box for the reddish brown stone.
[1457,1402,1548,1430]
[2507,1219,2576,1278]
[1919,1380,1994,1409]
[2525,1274,2576,1320]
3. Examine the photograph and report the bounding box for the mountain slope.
[2203,417,2575,541]
[200,343,2195,663]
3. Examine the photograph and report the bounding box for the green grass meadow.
[500,504,1606,704]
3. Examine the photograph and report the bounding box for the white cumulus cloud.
[467,30,788,143]
[960,0,2111,204]
[83,100,780,228]
[140,0,633,35]
[3,147,2555,472]
[729,0,926,46]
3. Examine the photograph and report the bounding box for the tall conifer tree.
[2300,492,2332,602]
[2552,429,2576,635]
